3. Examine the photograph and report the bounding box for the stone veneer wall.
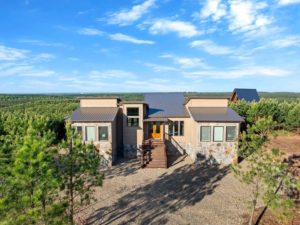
[192,122,239,165]
[166,122,239,166]
[72,122,114,167]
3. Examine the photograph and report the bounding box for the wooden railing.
[140,139,152,168]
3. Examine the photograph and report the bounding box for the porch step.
[142,140,167,169]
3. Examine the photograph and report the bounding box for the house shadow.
[87,158,230,225]
[105,158,141,179]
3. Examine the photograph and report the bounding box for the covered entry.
[143,118,168,140]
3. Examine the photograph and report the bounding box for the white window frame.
[213,126,224,142]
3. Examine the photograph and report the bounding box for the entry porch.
[141,118,168,168]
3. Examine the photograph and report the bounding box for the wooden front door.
[150,122,161,139]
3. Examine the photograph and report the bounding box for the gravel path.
[77,156,252,225]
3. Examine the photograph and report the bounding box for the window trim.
[226,126,237,142]
[213,126,224,142]
[169,120,184,136]
[126,107,140,127]
[200,126,211,142]
[85,126,96,142]
[98,126,109,141]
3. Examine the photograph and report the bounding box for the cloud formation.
[107,0,155,26]
[109,33,155,45]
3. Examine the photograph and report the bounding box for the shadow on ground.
[88,159,230,225]
[105,158,141,179]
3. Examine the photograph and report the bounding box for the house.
[230,88,260,102]
[69,93,244,168]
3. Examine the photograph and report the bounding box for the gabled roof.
[188,107,244,122]
[144,92,189,118]
[232,88,260,102]
[70,107,119,122]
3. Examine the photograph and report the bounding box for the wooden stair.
[141,140,167,168]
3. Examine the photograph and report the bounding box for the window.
[127,107,139,116]
[180,121,184,136]
[169,121,184,136]
[85,126,96,141]
[98,126,108,141]
[77,126,82,137]
[226,126,236,141]
[213,126,224,142]
[127,107,139,127]
[169,121,174,136]
[200,126,211,142]
[174,121,179,136]
[127,118,139,127]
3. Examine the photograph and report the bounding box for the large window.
[213,126,224,142]
[169,121,184,136]
[85,126,96,141]
[98,126,108,141]
[127,107,139,127]
[226,126,236,141]
[200,126,211,142]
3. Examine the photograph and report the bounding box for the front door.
[150,122,161,139]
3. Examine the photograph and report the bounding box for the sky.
[0,0,300,93]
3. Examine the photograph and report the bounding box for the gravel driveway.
[77,156,252,225]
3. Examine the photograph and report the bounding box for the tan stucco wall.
[119,103,145,158]
[80,99,118,107]
[71,121,117,166]
[185,99,228,107]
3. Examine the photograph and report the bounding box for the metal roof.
[188,107,244,122]
[144,92,189,118]
[70,107,119,122]
[233,88,260,102]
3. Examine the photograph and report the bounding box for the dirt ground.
[266,135,300,155]
[76,156,253,225]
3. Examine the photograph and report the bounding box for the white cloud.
[199,0,227,21]
[34,53,56,61]
[18,39,66,47]
[88,70,136,79]
[160,54,209,68]
[278,0,300,5]
[144,63,179,72]
[271,36,300,48]
[109,33,155,45]
[0,45,28,61]
[0,64,55,77]
[78,28,103,36]
[184,66,290,79]
[190,40,233,55]
[107,0,156,26]
[149,19,201,38]
[228,0,272,33]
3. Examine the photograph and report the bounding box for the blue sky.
[0,0,300,93]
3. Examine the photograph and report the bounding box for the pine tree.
[0,119,66,225]
[59,122,104,225]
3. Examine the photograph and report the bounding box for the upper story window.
[85,126,96,142]
[169,121,184,136]
[127,107,139,127]
[226,126,236,141]
[99,126,108,141]
[213,126,224,142]
[127,108,139,116]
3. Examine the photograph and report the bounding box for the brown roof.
[188,107,244,122]
[70,107,119,122]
